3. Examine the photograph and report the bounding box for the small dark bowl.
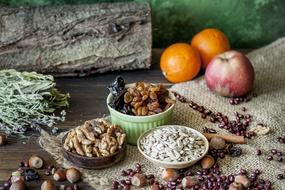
[62,134,126,169]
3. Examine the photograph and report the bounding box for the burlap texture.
[39,38,285,189]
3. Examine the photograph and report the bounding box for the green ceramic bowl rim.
[137,125,209,165]
[106,83,176,120]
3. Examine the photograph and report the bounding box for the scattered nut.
[41,180,55,190]
[28,155,44,169]
[181,176,199,188]
[0,134,6,146]
[210,137,226,149]
[249,123,270,135]
[229,182,244,190]
[131,173,147,187]
[10,179,26,190]
[235,175,250,188]
[53,169,66,181]
[66,168,81,183]
[201,155,215,169]
[161,168,179,182]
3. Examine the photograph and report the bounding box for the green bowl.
[106,84,175,145]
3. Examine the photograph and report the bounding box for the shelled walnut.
[63,118,126,157]
[121,82,175,116]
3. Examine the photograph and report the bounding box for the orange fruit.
[160,43,201,83]
[191,28,230,68]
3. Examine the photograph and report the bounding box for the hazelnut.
[181,176,199,188]
[201,155,215,169]
[66,168,81,183]
[53,169,66,181]
[161,168,179,182]
[28,155,44,169]
[10,179,26,190]
[235,175,250,188]
[131,173,147,187]
[229,182,244,190]
[210,137,226,149]
[0,134,6,146]
[41,180,55,190]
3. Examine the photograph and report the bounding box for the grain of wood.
[0,3,152,76]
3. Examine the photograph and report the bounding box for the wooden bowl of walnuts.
[62,118,126,169]
[107,79,176,145]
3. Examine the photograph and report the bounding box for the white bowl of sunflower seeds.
[137,125,209,169]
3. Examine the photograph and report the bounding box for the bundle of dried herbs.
[0,70,69,136]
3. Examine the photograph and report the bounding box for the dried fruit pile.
[108,77,174,116]
[63,118,126,157]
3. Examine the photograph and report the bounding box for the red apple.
[205,50,255,97]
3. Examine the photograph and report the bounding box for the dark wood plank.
[0,49,252,189]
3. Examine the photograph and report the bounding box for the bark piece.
[0,3,152,76]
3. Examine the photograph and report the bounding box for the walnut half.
[63,118,126,158]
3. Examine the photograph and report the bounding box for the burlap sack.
[40,38,285,189]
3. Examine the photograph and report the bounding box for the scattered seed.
[277,174,284,180]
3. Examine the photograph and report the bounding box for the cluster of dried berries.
[108,77,174,116]
[255,148,284,180]
[266,149,284,162]
[122,82,174,116]
[229,93,257,105]
[208,144,242,159]
[185,166,272,190]
[112,163,158,190]
[172,91,256,138]
[229,97,250,105]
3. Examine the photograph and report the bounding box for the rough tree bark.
[0,3,152,76]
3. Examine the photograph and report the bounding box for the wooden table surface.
[0,49,169,190]
[0,49,251,189]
